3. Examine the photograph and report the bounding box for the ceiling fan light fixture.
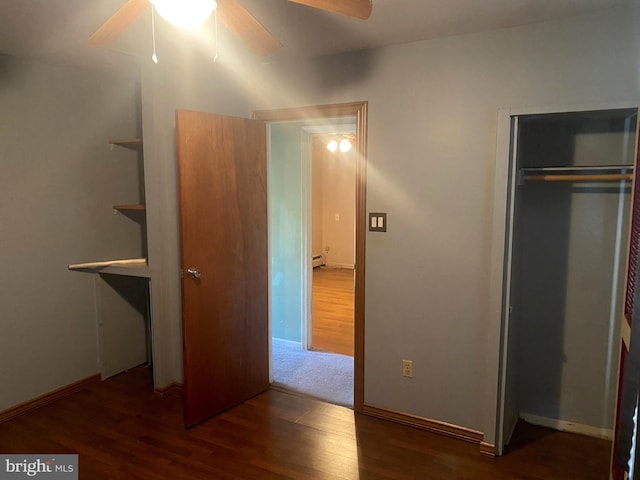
[150,0,217,29]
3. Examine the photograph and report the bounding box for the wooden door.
[175,110,269,428]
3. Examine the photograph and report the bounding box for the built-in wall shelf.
[113,204,146,212]
[68,258,150,278]
[109,138,143,150]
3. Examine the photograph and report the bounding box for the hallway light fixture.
[339,138,352,153]
[150,0,217,29]
[326,134,355,153]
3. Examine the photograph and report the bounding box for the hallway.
[311,267,355,356]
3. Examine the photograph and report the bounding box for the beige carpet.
[271,338,354,408]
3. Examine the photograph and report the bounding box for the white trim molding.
[521,413,613,440]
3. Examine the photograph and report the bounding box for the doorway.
[254,102,367,411]
[268,120,356,407]
[492,106,638,456]
[309,129,356,357]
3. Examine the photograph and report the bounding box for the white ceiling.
[0,0,630,71]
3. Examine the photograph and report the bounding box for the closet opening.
[497,107,638,457]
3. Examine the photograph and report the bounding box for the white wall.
[321,142,356,268]
[0,56,141,411]
[312,136,356,268]
[244,4,640,441]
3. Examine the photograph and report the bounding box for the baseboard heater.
[312,255,325,268]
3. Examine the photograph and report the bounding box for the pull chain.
[213,7,219,63]
[151,6,158,64]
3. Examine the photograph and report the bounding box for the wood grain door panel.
[176,110,268,428]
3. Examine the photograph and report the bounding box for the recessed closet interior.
[502,108,638,447]
[67,87,152,383]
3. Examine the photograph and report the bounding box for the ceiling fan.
[87,0,373,56]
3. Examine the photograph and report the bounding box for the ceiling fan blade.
[87,0,150,46]
[288,0,372,20]
[217,0,281,56]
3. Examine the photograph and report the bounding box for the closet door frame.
[484,101,639,457]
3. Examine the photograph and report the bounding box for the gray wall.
[0,56,142,411]
[241,4,640,438]
[140,43,250,387]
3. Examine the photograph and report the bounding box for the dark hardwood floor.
[0,367,611,479]
[312,267,355,356]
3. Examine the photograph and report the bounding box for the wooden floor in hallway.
[311,267,355,356]
[0,367,611,479]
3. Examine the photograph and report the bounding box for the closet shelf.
[520,165,634,183]
[68,258,150,278]
[113,204,146,212]
[109,138,143,150]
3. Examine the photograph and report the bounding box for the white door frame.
[301,129,313,350]
[484,101,640,456]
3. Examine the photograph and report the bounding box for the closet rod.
[521,165,633,173]
[525,173,633,182]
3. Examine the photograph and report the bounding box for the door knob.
[187,267,201,279]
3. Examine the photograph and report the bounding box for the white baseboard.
[324,263,355,269]
[272,338,302,348]
[521,413,613,440]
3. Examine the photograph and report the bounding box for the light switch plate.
[369,212,387,232]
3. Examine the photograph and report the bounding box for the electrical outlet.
[402,360,413,378]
